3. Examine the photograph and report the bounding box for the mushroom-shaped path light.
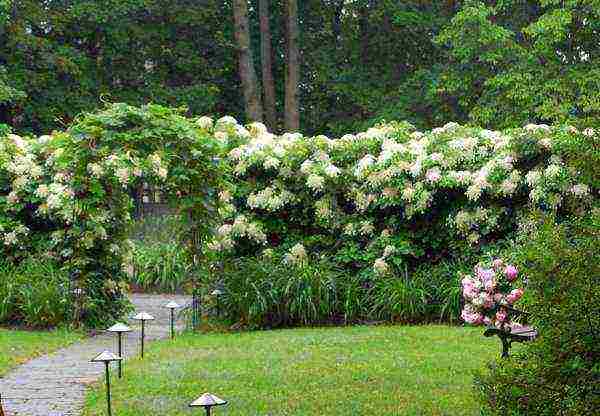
[106,322,131,378]
[164,301,180,340]
[132,312,155,358]
[189,392,228,416]
[91,351,122,416]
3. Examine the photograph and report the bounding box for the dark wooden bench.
[483,307,538,358]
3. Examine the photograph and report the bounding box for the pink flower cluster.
[461,259,524,328]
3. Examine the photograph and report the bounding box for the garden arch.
[0,103,225,326]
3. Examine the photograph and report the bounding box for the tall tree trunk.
[358,2,371,67]
[332,0,345,49]
[284,0,300,131]
[232,0,263,121]
[259,0,277,131]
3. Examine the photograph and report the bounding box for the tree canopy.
[0,1,599,135]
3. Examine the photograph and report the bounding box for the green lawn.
[0,327,83,376]
[84,325,502,415]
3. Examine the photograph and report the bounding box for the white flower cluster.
[452,207,506,244]
[206,118,596,262]
[207,215,267,252]
[284,243,308,265]
[2,224,29,246]
[247,186,295,211]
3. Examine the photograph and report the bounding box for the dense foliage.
[433,1,600,129]
[0,103,225,326]
[475,213,600,415]
[0,258,72,328]
[202,117,598,327]
[4,1,597,136]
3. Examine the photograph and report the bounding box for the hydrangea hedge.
[0,104,225,326]
[203,118,597,325]
[0,103,597,327]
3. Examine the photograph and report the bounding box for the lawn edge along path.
[0,294,189,416]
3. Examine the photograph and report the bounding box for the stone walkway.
[0,294,190,416]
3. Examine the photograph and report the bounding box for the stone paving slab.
[0,294,190,416]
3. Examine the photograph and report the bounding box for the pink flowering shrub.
[461,259,525,328]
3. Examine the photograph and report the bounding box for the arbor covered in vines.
[0,104,226,326]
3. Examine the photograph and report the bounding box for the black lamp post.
[211,289,223,316]
[164,301,180,340]
[91,351,122,416]
[189,392,227,416]
[106,322,132,378]
[132,312,155,358]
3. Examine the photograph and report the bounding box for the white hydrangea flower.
[196,116,213,130]
[359,221,374,236]
[306,174,325,191]
[402,186,415,201]
[248,122,268,137]
[344,223,357,236]
[219,190,233,203]
[215,131,228,141]
[284,243,308,265]
[466,185,483,201]
[263,157,280,170]
[324,164,340,178]
[116,168,130,185]
[355,154,375,177]
[529,187,544,203]
[500,179,518,195]
[88,163,104,178]
[539,137,552,149]
[383,245,396,258]
[570,183,590,197]
[545,164,561,179]
[216,116,237,125]
[582,128,595,137]
[373,257,390,275]
[525,170,541,187]
[217,224,232,236]
[300,159,314,174]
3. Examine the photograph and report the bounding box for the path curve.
[0,293,190,416]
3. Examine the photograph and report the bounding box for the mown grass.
[0,327,82,375]
[84,325,503,415]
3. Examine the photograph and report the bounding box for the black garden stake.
[91,351,122,416]
[106,322,132,378]
[132,312,155,358]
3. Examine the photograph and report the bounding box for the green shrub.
[475,213,600,415]
[0,258,72,328]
